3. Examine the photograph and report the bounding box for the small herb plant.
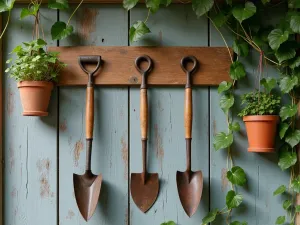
[5,39,65,82]
[238,91,281,117]
[161,221,175,225]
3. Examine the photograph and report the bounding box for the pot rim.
[17,81,54,88]
[243,115,279,122]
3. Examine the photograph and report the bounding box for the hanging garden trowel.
[131,55,159,213]
[74,56,102,221]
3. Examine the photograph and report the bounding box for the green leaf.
[192,0,214,18]
[291,176,300,193]
[20,4,39,19]
[260,77,276,93]
[160,0,171,6]
[51,21,73,40]
[273,185,286,196]
[283,200,292,210]
[295,205,300,212]
[220,94,234,112]
[146,0,160,13]
[213,132,233,151]
[227,166,246,186]
[229,122,240,132]
[48,0,69,9]
[289,56,300,69]
[290,15,300,33]
[226,190,243,209]
[279,76,298,93]
[288,0,300,8]
[202,209,218,224]
[267,29,289,50]
[278,145,297,170]
[261,0,270,4]
[123,0,139,10]
[230,222,247,225]
[230,61,246,80]
[211,12,228,28]
[285,129,300,148]
[232,2,256,23]
[129,21,151,43]
[233,39,249,57]
[0,0,14,12]
[275,45,296,63]
[218,81,232,94]
[279,123,290,139]
[275,216,285,224]
[280,105,297,121]
[161,221,176,225]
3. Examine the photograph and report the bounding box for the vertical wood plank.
[130,5,209,225]
[209,7,290,225]
[58,5,129,225]
[3,6,57,225]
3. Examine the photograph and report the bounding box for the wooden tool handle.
[140,89,148,140]
[86,87,94,139]
[184,88,192,139]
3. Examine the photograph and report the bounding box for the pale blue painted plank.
[130,5,209,225]
[58,5,129,225]
[3,6,57,225]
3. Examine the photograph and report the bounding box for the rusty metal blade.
[176,170,203,217]
[130,173,159,212]
[73,172,102,221]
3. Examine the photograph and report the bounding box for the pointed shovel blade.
[73,172,102,221]
[176,170,203,217]
[130,173,159,213]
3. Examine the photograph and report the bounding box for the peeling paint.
[7,86,14,116]
[121,135,128,180]
[74,140,83,167]
[37,158,54,198]
[66,210,75,220]
[59,120,67,132]
[221,168,228,192]
[9,146,15,173]
[154,124,164,169]
[11,187,17,198]
[37,159,51,173]
[78,8,98,40]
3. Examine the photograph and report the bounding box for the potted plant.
[238,78,281,153]
[5,39,65,116]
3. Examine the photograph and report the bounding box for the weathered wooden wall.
[2,4,289,225]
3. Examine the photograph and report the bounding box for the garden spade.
[176,56,203,217]
[74,56,102,221]
[131,55,159,213]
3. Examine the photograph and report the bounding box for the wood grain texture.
[210,6,289,225]
[130,5,209,225]
[140,89,148,140]
[49,46,231,86]
[85,87,94,139]
[58,5,129,225]
[184,88,192,139]
[3,6,58,225]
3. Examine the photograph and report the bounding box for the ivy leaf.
[192,0,214,18]
[285,129,300,148]
[290,15,300,33]
[229,122,240,132]
[51,21,73,40]
[129,21,151,43]
[260,77,276,93]
[280,105,297,121]
[261,0,270,4]
[273,185,286,196]
[288,0,300,8]
[0,0,14,12]
[275,45,296,63]
[220,94,234,112]
[289,56,300,69]
[278,145,297,170]
[279,76,298,93]
[283,200,292,210]
[20,4,39,19]
[202,209,218,224]
[233,39,249,57]
[295,205,300,212]
[146,0,160,13]
[227,166,246,186]
[160,0,171,6]
[123,0,139,10]
[218,81,232,94]
[230,61,246,80]
[226,190,243,209]
[275,216,285,224]
[48,0,69,9]
[213,132,233,151]
[279,123,290,139]
[211,12,228,28]
[267,29,289,50]
[232,2,256,23]
[292,176,300,193]
[230,222,247,225]
[161,221,176,225]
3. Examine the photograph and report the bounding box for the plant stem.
[67,0,84,26]
[144,9,151,24]
[0,10,11,40]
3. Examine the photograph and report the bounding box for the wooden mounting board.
[49,46,232,86]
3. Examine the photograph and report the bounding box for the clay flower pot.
[243,115,279,153]
[17,81,54,116]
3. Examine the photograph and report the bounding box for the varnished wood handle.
[184,88,192,139]
[140,89,148,140]
[86,87,94,139]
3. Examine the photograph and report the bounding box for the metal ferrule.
[185,72,192,88]
[87,74,94,87]
[140,73,147,89]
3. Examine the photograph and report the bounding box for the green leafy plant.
[5,39,65,82]
[160,221,176,225]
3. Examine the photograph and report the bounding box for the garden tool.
[131,55,159,213]
[176,56,203,217]
[74,55,102,221]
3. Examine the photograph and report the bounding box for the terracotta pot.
[17,81,53,116]
[243,115,279,153]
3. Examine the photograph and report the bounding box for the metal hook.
[135,55,153,89]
